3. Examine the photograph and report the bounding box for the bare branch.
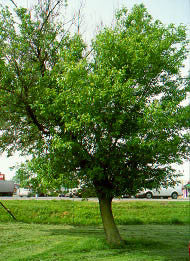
[9,0,18,8]
[0,202,17,220]
[40,0,61,32]
[84,48,94,59]
[77,3,82,34]
[76,0,85,35]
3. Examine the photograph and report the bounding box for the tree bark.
[98,195,125,247]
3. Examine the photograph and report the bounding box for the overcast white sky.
[0,0,189,181]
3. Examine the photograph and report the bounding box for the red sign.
[0,174,5,180]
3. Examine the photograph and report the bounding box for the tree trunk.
[98,195,125,247]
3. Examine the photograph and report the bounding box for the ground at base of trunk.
[107,239,127,249]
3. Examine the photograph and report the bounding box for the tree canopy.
[0,0,189,246]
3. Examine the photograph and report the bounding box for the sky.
[0,0,190,181]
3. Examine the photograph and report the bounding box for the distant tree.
[0,1,189,246]
[13,157,79,194]
[12,162,30,187]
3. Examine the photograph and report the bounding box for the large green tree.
[0,0,189,246]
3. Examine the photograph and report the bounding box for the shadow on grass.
[43,226,104,236]
[42,226,167,249]
[39,225,189,261]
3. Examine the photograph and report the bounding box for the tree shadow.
[40,225,188,260]
[42,226,104,237]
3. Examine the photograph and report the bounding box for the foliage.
[1,3,189,196]
[0,1,189,246]
[13,158,78,194]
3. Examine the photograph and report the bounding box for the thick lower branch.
[25,104,49,135]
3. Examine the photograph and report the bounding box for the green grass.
[0,199,189,225]
[0,223,189,260]
[0,200,189,260]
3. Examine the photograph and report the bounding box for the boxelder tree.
[0,0,189,246]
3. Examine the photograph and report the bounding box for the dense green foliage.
[0,2,189,197]
[0,0,189,246]
[0,200,189,225]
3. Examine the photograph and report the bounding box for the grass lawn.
[0,200,189,260]
[0,199,189,225]
[0,223,189,261]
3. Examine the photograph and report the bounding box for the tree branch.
[84,48,94,59]
[0,201,17,221]
[40,0,61,32]
[7,55,50,136]
[0,87,14,94]
[25,104,50,135]
[9,0,18,8]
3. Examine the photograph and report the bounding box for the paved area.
[0,196,189,202]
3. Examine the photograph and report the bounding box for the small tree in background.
[13,157,79,195]
[0,0,189,246]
